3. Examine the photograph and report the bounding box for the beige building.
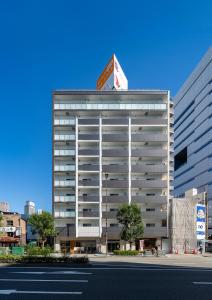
[0,211,26,247]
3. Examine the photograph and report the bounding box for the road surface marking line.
[193,282,212,285]
[0,290,82,295]
[0,279,88,283]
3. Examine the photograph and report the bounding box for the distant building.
[24,201,35,218]
[0,211,26,247]
[174,46,212,235]
[37,209,43,215]
[0,202,9,212]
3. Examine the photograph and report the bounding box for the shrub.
[25,246,53,257]
[0,254,89,264]
[113,250,139,256]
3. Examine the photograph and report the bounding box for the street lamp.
[105,173,109,256]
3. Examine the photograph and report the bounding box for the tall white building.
[24,201,35,218]
[174,47,212,234]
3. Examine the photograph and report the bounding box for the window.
[146,208,155,212]
[174,147,187,171]
[7,232,13,237]
[7,220,13,226]
[162,220,167,227]
[146,223,155,227]
[83,224,92,227]
[110,209,118,212]
[110,224,118,227]
[146,193,155,196]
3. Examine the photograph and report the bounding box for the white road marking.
[193,282,212,285]
[11,271,92,275]
[0,279,88,282]
[0,290,82,295]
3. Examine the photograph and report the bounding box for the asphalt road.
[0,263,212,299]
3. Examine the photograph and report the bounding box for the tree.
[28,211,56,248]
[0,214,3,226]
[117,204,144,250]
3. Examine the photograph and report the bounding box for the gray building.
[174,47,212,234]
[24,201,35,218]
[53,90,173,253]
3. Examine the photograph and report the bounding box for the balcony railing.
[78,134,99,140]
[102,180,128,188]
[78,226,100,237]
[131,149,167,157]
[78,165,99,172]
[131,180,167,189]
[54,119,75,126]
[55,227,76,237]
[102,227,121,238]
[54,150,75,156]
[102,211,118,219]
[141,211,167,219]
[102,118,128,125]
[102,195,128,203]
[79,211,99,218]
[78,149,99,156]
[78,180,99,187]
[131,133,167,142]
[54,165,75,172]
[54,180,75,187]
[102,134,128,142]
[78,196,99,202]
[54,196,75,202]
[54,211,75,218]
[54,134,75,141]
[131,164,167,173]
[102,165,128,173]
[78,119,99,125]
[102,149,128,157]
[131,196,167,204]
[131,118,167,125]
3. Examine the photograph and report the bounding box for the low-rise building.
[0,211,26,247]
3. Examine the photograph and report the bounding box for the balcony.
[131,133,167,142]
[102,227,121,239]
[102,195,128,203]
[78,226,100,237]
[54,119,75,126]
[78,165,99,172]
[102,149,128,157]
[102,165,128,173]
[102,211,118,219]
[144,227,167,237]
[78,134,99,141]
[78,149,99,156]
[78,119,99,125]
[56,227,76,237]
[78,180,99,187]
[102,180,128,188]
[131,180,167,189]
[131,164,167,173]
[102,134,128,142]
[141,211,167,220]
[54,180,75,187]
[79,211,99,218]
[131,149,167,157]
[54,196,75,202]
[54,165,75,172]
[54,150,75,156]
[131,196,167,204]
[54,134,75,141]
[102,118,128,125]
[54,211,75,218]
[131,118,167,125]
[78,196,99,203]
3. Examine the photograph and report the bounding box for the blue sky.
[0,0,211,213]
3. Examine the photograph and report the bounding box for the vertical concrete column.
[99,115,102,237]
[128,116,131,204]
[75,116,79,237]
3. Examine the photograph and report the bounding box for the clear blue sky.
[0,0,211,213]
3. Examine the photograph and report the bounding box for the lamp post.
[105,173,109,256]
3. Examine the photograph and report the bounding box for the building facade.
[0,211,26,247]
[24,201,35,218]
[53,90,173,253]
[174,47,212,234]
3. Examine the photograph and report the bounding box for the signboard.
[96,54,128,91]
[0,227,16,233]
[196,204,206,240]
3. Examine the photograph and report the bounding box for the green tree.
[117,204,144,250]
[28,211,56,248]
[0,214,3,226]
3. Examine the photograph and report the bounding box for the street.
[0,257,212,299]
